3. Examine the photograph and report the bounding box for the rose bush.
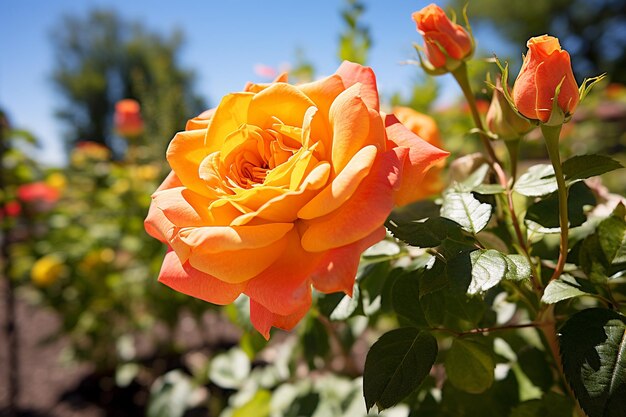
[513,35,579,123]
[145,61,448,338]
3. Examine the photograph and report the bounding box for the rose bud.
[412,4,473,73]
[486,77,533,140]
[513,35,579,124]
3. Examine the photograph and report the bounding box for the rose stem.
[541,123,568,282]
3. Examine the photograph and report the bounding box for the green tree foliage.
[50,10,205,155]
[337,0,372,65]
[452,0,626,82]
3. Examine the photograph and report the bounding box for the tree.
[453,0,626,83]
[50,10,205,156]
[337,0,372,65]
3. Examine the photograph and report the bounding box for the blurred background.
[1,0,625,416]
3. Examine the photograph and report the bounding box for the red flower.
[17,182,60,204]
[114,99,144,137]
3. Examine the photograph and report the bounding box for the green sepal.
[578,73,607,103]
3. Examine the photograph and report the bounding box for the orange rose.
[513,35,579,123]
[392,107,445,201]
[114,99,144,137]
[145,62,448,338]
[412,4,473,71]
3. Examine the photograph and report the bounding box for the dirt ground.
[0,281,241,417]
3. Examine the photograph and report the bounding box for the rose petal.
[186,108,216,130]
[300,148,407,252]
[245,230,321,315]
[336,61,380,112]
[205,92,255,153]
[187,232,290,284]
[177,223,293,253]
[384,114,449,206]
[231,162,331,225]
[298,145,377,219]
[534,51,579,122]
[247,83,317,130]
[329,84,377,174]
[244,72,289,93]
[158,249,244,305]
[153,187,213,227]
[425,31,466,60]
[311,226,386,295]
[166,129,215,197]
[249,298,310,340]
[156,171,183,192]
[145,204,175,243]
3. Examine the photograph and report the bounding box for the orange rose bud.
[513,35,579,124]
[486,78,533,140]
[412,4,473,72]
[114,99,144,137]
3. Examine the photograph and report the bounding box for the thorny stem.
[504,138,521,184]
[451,63,538,290]
[537,305,587,417]
[541,124,568,282]
[451,63,501,166]
[429,321,544,337]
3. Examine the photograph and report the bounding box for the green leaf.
[514,164,557,197]
[385,216,470,248]
[562,155,624,183]
[525,181,596,229]
[579,203,626,282]
[441,191,492,234]
[391,271,427,327]
[597,203,626,265]
[473,183,506,195]
[559,308,626,417]
[440,368,520,416]
[329,282,360,321]
[510,392,572,417]
[504,254,532,281]
[445,337,495,393]
[147,370,194,417]
[419,259,448,296]
[457,163,490,190]
[517,346,553,392]
[232,389,271,417]
[387,199,440,225]
[363,328,438,411]
[209,348,251,389]
[421,291,447,327]
[541,274,589,304]
[468,249,507,294]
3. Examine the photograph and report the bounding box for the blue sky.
[1,0,510,165]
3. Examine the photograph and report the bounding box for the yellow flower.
[46,172,67,190]
[31,255,65,287]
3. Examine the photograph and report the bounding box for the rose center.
[221,124,302,189]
